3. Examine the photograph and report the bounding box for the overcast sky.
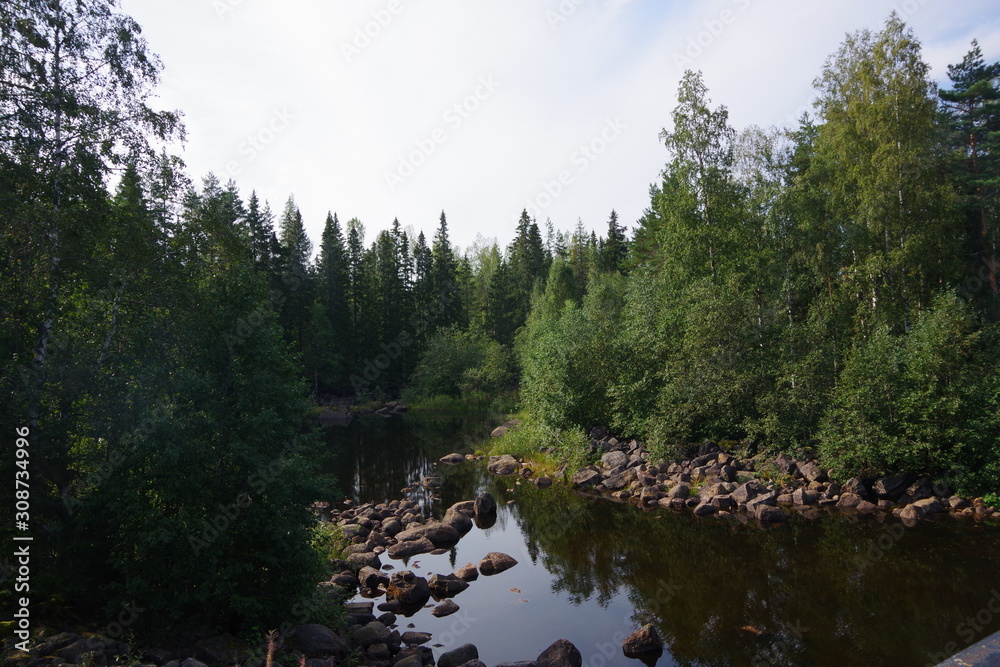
[119,0,1000,253]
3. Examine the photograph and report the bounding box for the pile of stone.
[535,430,999,527]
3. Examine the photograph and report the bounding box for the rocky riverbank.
[488,423,1000,527]
[3,488,608,667]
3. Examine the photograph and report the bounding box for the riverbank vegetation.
[1,0,998,647]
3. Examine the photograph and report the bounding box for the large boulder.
[774,453,797,475]
[666,483,690,499]
[603,471,632,491]
[732,480,762,505]
[600,450,628,470]
[900,497,944,521]
[443,508,474,534]
[842,477,870,500]
[874,473,914,500]
[791,488,821,505]
[350,621,391,648]
[836,493,864,509]
[385,571,431,609]
[571,469,603,488]
[438,644,479,667]
[431,599,461,617]
[536,639,582,667]
[479,552,518,576]
[474,492,497,518]
[287,624,349,658]
[797,460,827,483]
[746,490,778,514]
[455,562,479,581]
[622,624,663,659]
[395,521,461,547]
[358,566,390,590]
[400,631,432,645]
[488,454,519,476]
[387,537,436,559]
[428,573,470,598]
[345,551,382,572]
[756,505,788,525]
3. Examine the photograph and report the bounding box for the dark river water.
[323,412,1000,667]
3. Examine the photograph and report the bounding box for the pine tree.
[940,40,1000,315]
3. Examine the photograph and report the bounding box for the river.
[323,411,1000,667]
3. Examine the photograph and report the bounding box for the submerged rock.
[622,624,663,658]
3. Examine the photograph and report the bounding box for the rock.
[438,643,479,667]
[774,453,797,475]
[368,642,393,661]
[534,476,553,488]
[359,565,390,590]
[377,611,396,626]
[640,486,662,504]
[440,453,466,464]
[443,508,474,534]
[622,624,663,658]
[900,497,944,521]
[385,571,431,609]
[711,494,734,511]
[387,537,436,558]
[601,451,628,470]
[288,624,350,658]
[401,631,432,645]
[345,551,382,572]
[732,480,762,505]
[855,500,878,512]
[874,473,913,500]
[431,599,461,617]
[756,505,788,525]
[746,490,778,513]
[572,469,603,488]
[720,464,738,483]
[382,518,403,536]
[666,483,690,499]
[950,496,970,509]
[792,488,821,505]
[394,653,425,667]
[340,523,369,541]
[693,502,717,516]
[536,639,582,667]
[836,493,864,509]
[776,493,794,505]
[351,621,392,648]
[842,477,870,499]
[428,573,470,598]
[474,492,497,518]
[904,478,934,502]
[603,471,632,490]
[488,454,520,476]
[495,663,537,667]
[194,634,249,664]
[422,476,442,489]
[798,460,827,483]
[396,521,461,547]
[479,551,518,576]
[491,425,510,437]
[455,562,479,581]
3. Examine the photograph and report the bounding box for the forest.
[1,1,999,641]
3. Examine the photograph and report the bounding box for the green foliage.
[489,420,592,474]
[407,329,517,402]
[819,292,999,480]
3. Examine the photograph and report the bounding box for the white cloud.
[122,0,1000,252]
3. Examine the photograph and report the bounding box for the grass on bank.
[479,415,595,478]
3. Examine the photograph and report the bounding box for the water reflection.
[325,413,1000,667]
